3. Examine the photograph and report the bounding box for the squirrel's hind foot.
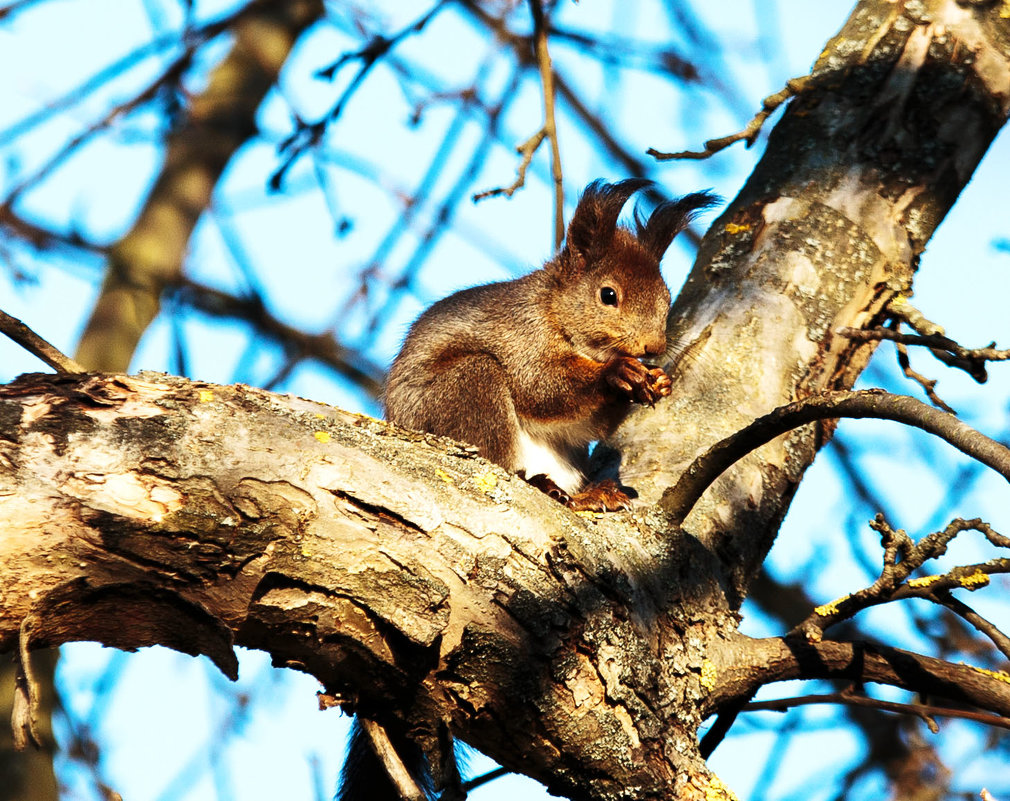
[566,480,632,512]
[521,473,633,512]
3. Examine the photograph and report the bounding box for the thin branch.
[0,204,106,255]
[0,309,85,374]
[648,76,810,161]
[269,0,448,190]
[12,616,42,749]
[933,591,1010,662]
[472,128,546,201]
[359,719,427,801]
[529,0,564,248]
[172,280,385,398]
[894,335,957,414]
[840,323,1007,389]
[461,767,509,793]
[3,52,192,206]
[660,389,1010,527]
[713,637,1010,720]
[744,692,1010,733]
[792,515,1010,638]
[0,1,257,149]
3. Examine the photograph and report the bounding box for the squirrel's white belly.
[515,429,583,495]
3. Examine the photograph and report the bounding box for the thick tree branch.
[611,1,1010,605]
[0,371,736,801]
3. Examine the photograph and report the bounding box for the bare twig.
[934,591,1010,662]
[648,76,810,161]
[173,280,385,397]
[529,0,564,248]
[359,719,427,801]
[461,767,509,792]
[0,1,262,149]
[660,389,1010,527]
[792,515,1010,638]
[743,691,1010,733]
[839,322,1007,387]
[472,128,546,201]
[270,1,448,190]
[0,309,85,374]
[4,53,192,206]
[893,336,958,414]
[12,616,42,750]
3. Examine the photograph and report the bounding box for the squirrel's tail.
[337,717,435,801]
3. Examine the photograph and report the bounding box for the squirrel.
[338,179,715,801]
[385,177,715,511]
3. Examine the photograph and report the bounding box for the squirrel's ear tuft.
[634,191,719,260]
[562,178,652,266]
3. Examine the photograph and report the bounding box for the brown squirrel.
[385,178,716,510]
[339,179,715,801]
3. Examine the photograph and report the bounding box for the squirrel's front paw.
[646,366,672,400]
[605,357,670,406]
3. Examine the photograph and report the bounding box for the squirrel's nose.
[642,332,668,357]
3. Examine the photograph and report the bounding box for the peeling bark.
[0,372,737,799]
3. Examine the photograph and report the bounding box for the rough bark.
[610,0,1010,602]
[0,372,736,800]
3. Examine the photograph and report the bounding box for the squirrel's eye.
[600,286,618,306]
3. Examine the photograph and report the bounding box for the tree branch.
[743,691,1010,733]
[0,371,735,801]
[0,310,84,374]
[529,0,564,249]
[660,390,1010,527]
[647,77,811,161]
[709,636,1010,720]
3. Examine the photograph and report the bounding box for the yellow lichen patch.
[435,468,454,484]
[198,390,214,403]
[687,774,740,801]
[908,575,939,588]
[959,570,990,589]
[814,595,848,616]
[700,659,717,692]
[705,776,739,801]
[472,471,497,493]
[724,222,751,235]
[314,431,331,443]
[1002,0,1010,18]
[575,510,604,520]
[963,664,1010,684]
